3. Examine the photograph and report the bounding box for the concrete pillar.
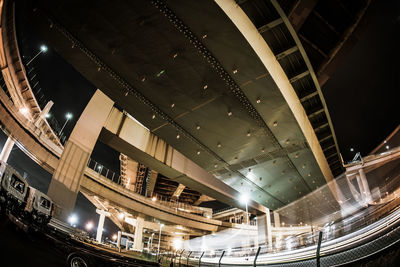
[359,168,372,203]
[34,100,53,127]
[0,136,14,162]
[146,170,158,196]
[96,213,106,243]
[117,231,122,251]
[133,216,144,251]
[273,212,280,228]
[356,174,364,197]
[47,90,114,221]
[257,209,272,250]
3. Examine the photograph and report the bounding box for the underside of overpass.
[26,0,372,212]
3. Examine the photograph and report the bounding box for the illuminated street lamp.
[157,223,164,255]
[112,234,117,241]
[118,212,125,220]
[68,214,78,226]
[26,44,48,66]
[240,194,249,225]
[59,112,73,136]
[85,221,94,231]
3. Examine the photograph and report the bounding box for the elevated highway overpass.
[29,0,346,212]
[0,0,375,256]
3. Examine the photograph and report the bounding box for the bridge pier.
[96,209,110,243]
[257,209,272,250]
[358,168,372,204]
[0,136,14,162]
[133,216,144,251]
[47,90,114,221]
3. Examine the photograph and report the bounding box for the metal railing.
[86,158,213,218]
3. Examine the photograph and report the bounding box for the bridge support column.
[47,90,114,221]
[0,136,14,162]
[96,212,106,243]
[273,211,280,227]
[257,209,272,250]
[133,216,144,251]
[359,168,372,204]
[147,170,158,196]
[117,231,122,251]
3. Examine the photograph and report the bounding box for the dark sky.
[4,0,398,229]
[323,0,400,161]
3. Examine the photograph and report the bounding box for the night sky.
[1,1,398,231]
[323,0,399,161]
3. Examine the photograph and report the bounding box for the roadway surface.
[0,211,159,267]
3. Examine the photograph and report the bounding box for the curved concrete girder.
[214,0,341,201]
[81,171,221,232]
[0,90,59,173]
[269,0,341,173]
[101,107,267,215]
[0,0,62,148]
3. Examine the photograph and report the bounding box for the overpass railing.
[86,158,213,218]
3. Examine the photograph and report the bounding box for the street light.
[112,234,117,241]
[240,194,249,225]
[85,221,94,231]
[26,44,48,66]
[157,223,164,255]
[68,214,78,226]
[59,112,73,136]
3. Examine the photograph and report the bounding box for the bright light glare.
[118,212,125,220]
[240,194,249,204]
[152,196,157,202]
[65,112,73,119]
[40,45,48,52]
[85,221,94,231]
[173,238,183,249]
[160,223,164,228]
[19,107,29,115]
[68,214,78,225]
[45,113,51,118]
[112,234,117,241]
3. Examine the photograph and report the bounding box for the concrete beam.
[80,172,221,232]
[100,107,267,214]
[172,184,186,199]
[214,0,336,192]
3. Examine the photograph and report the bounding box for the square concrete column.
[0,136,15,162]
[133,216,144,251]
[273,211,280,227]
[257,209,272,249]
[359,168,372,203]
[96,212,106,243]
[47,90,114,221]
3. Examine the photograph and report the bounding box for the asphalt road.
[0,214,66,267]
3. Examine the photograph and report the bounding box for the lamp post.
[59,112,73,136]
[240,194,249,225]
[157,223,164,255]
[26,45,48,66]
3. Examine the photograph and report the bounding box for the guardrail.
[86,158,213,218]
